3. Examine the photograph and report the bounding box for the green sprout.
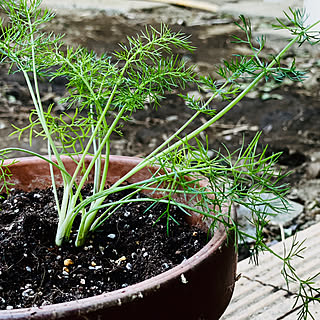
[0,1,319,318]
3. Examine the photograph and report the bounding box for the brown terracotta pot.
[0,155,237,320]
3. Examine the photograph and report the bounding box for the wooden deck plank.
[221,222,320,319]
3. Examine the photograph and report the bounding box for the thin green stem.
[25,11,68,184]
[106,35,300,193]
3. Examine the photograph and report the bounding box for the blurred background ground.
[0,0,319,253]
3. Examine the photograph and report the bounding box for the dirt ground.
[0,3,319,239]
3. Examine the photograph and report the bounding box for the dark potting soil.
[0,185,208,310]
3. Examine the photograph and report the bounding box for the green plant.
[0,0,319,318]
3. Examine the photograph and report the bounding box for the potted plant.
[0,1,319,319]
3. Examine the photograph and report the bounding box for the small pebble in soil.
[162,263,170,269]
[115,256,126,265]
[64,258,74,266]
[126,263,133,270]
[124,211,130,217]
[21,289,35,298]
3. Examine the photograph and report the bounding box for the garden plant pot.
[0,155,237,320]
